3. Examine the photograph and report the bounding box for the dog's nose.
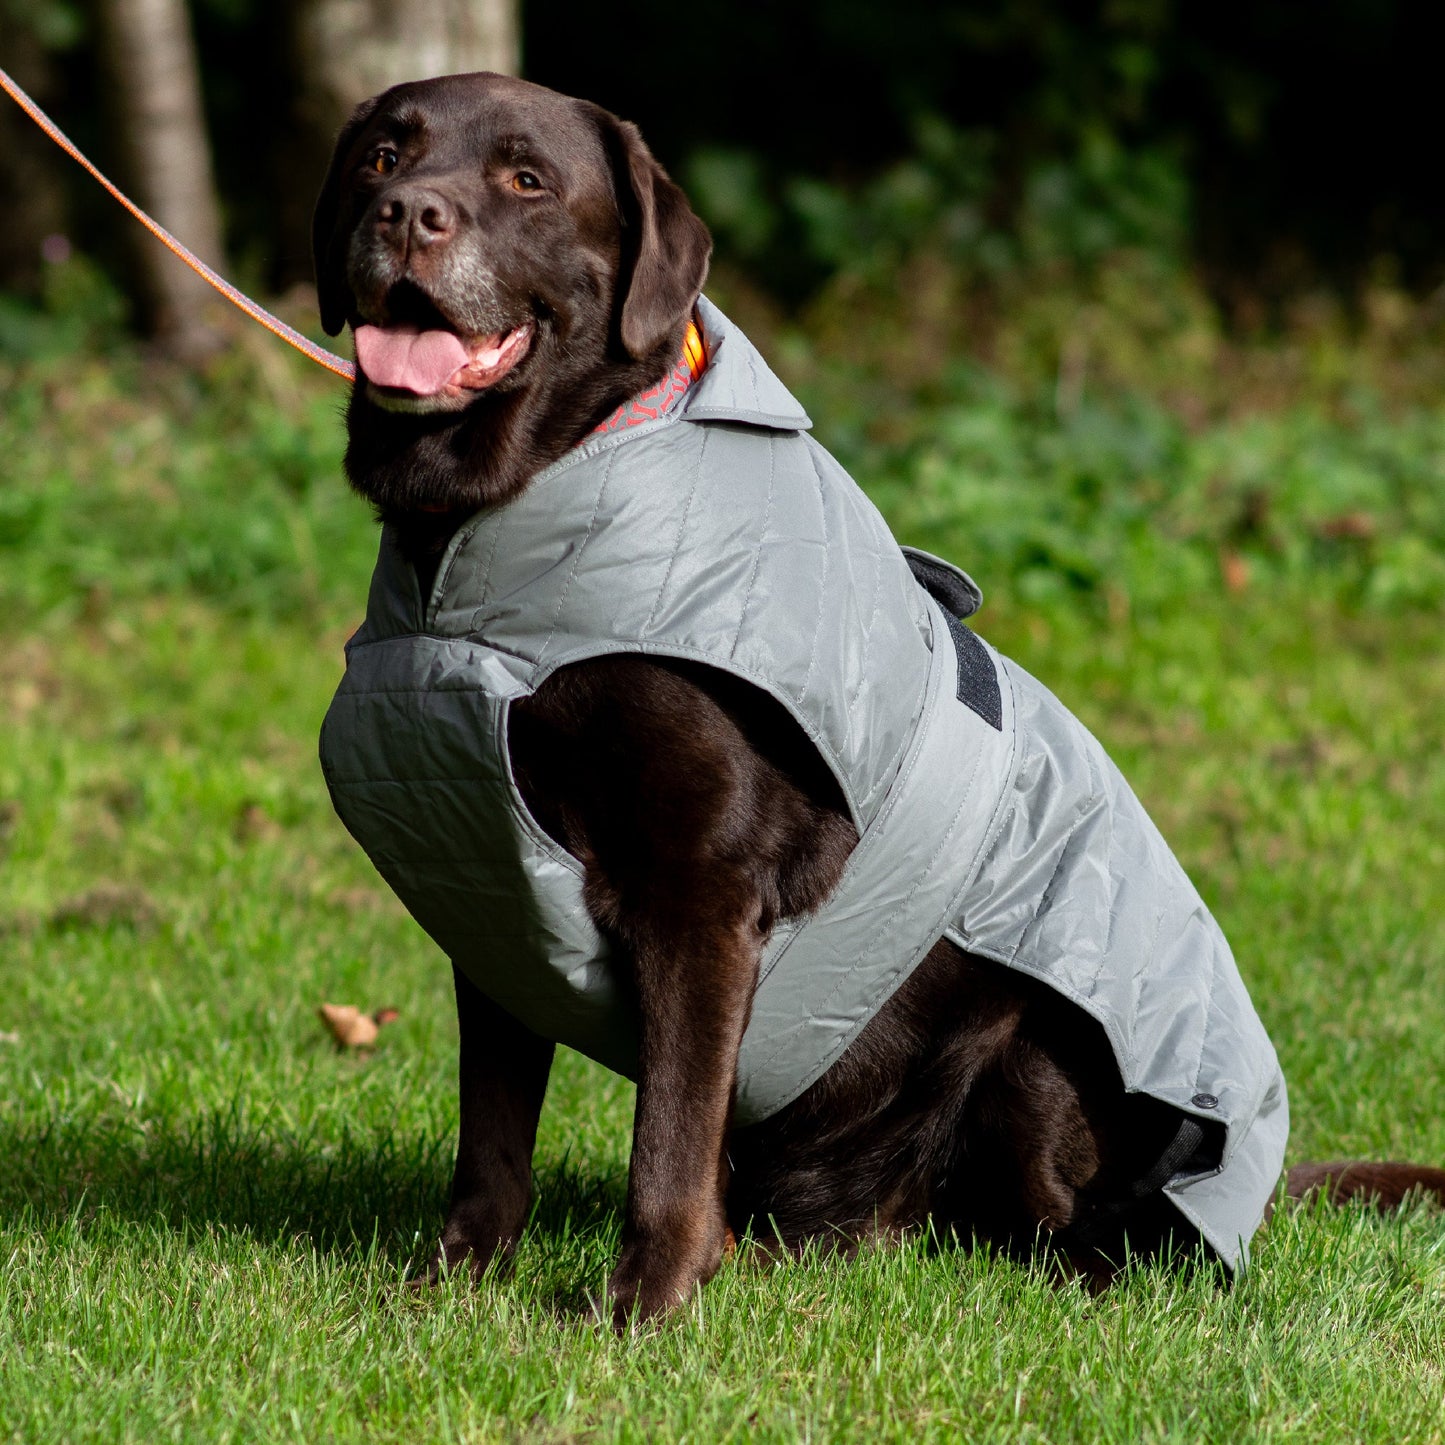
[375,187,457,249]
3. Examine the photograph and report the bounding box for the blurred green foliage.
[0,257,365,620]
[3,245,1443,626]
[5,0,1444,617]
[6,1,1445,305]
[862,382,1445,613]
[688,122,1191,298]
[531,0,1445,304]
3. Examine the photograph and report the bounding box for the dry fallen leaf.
[1219,547,1250,595]
[317,1002,399,1050]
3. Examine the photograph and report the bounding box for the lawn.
[1,281,1443,1442]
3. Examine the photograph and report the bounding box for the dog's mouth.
[352,286,534,412]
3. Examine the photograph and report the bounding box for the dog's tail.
[1284,1160,1445,1209]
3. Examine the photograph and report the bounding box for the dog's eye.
[511,171,542,193]
[371,149,399,176]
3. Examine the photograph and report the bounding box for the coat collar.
[677,296,813,432]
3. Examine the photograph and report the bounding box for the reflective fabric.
[319,298,1287,1270]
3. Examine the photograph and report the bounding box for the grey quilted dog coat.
[320,298,1288,1269]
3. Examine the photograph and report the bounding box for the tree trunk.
[294,0,520,136]
[0,16,71,297]
[93,0,226,359]
[281,0,520,289]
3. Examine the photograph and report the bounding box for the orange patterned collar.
[590,314,708,437]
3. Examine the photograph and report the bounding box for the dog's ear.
[311,96,384,337]
[595,112,712,359]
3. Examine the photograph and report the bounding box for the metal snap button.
[1191,1092,1219,1110]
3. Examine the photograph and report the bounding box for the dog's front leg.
[509,656,817,1326]
[604,901,760,1328]
[435,962,555,1278]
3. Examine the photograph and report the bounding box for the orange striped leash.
[0,64,356,381]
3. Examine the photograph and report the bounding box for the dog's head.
[312,73,711,521]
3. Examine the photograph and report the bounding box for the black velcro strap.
[1123,1117,1207,1203]
[904,549,982,618]
[944,612,1002,732]
[1067,1116,1209,1248]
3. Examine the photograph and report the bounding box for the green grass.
[2,288,1444,1441]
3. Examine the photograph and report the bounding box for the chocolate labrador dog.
[312,72,1443,1326]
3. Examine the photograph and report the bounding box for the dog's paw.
[603,1261,690,1332]
[602,1222,735,1331]
[406,1247,479,1292]
[416,1213,518,1289]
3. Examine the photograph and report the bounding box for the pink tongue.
[353,324,470,395]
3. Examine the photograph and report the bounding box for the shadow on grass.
[0,1100,627,1284]
[0,1097,1236,1317]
